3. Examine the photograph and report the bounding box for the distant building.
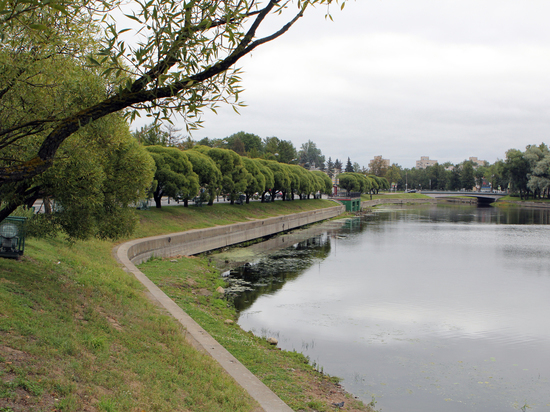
[368,155,390,169]
[416,156,438,169]
[469,157,487,168]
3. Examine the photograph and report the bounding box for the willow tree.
[256,160,275,202]
[0,0,345,223]
[1,18,156,238]
[312,170,333,195]
[368,174,389,194]
[183,149,222,205]
[196,146,249,204]
[260,160,291,201]
[288,164,312,199]
[146,146,199,208]
[338,173,360,194]
[242,157,266,203]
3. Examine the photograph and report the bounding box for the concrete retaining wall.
[126,205,345,265]
[361,198,437,208]
[114,204,345,412]
[439,197,478,204]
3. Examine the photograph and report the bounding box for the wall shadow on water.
[367,203,550,225]
[212,217,361,312]
[226,234,333,311]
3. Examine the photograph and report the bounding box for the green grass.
[132,199,336,238]
[497,195,550,203]
[1,235,256,412]
[1,199,372,412]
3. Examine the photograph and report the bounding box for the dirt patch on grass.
[0,387,58,412]
[0,346,59,412]
[0,346,28,362]
[292,369,370,412]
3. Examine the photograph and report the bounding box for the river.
[218,204,550,412]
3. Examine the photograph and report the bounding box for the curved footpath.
[113,205,344,412]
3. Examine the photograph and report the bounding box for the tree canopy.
[260,159,291,200]
[196,146,249,204]
[242,157,266,203]
[344,157,353,173]
[183,149,222,205]
[504,149,530,199]
[337,173,360,194]
[0,0,345,223]
[0,24,156,238]
[312,170,333,195]
[146,146,198,208]
[299,139,325,169]
[31,116,155,240]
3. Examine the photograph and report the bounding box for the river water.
[219,204,550,412]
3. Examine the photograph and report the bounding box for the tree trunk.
[154,191,162,208]
[44,197,52,214]
[208,189,215,206]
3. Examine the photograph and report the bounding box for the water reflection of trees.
[229,235,332,311]
[366,204,550,225]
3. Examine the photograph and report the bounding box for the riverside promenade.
[114,205,344,412]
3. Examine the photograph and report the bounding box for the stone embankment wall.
[114,204,345,412]
[437,198,478,204]
[361,198,437,208]
[124,205,345,265]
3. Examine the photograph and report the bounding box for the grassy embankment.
[496,195,550,204]
[1,199,373,412]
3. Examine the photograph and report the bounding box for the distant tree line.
[381,144,550,200]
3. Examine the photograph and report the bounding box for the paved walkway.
[114,240,291,412]
[112,208,344,412]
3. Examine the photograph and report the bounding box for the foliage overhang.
[0,0,345,223]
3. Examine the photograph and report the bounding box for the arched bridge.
[421,191,507,204]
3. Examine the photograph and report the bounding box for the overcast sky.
[140,1,550,169]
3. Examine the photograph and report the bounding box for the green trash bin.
[0,216,28,259]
